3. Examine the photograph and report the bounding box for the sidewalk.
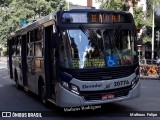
[0,56,7,63]
[140,75,160,80]
[140,64,160,80]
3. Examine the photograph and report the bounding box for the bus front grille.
[81,86,132,101]
[75,69,134,81]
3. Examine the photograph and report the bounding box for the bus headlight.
[71,84,79,95]
[61,81,80,95]
[131,76,139,88]
[61,81,69,89]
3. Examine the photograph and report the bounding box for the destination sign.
[61,12,132,23]
[62,13,87,23]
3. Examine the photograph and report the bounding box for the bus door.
[16,36,23,86]
[7,39,13,79]
[27,31,36,91]
[44,25,56,99]
[21,34,28,87]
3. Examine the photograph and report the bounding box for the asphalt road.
[0,62,160,120]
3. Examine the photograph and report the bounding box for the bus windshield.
[59,28,138,69]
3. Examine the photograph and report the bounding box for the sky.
[65,0,100,9]
[157,9,160,16]
[65,0,160,16]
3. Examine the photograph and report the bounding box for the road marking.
[0,84,4,87]
[141,86,147,88]
[0,67,7,70]
[3,76,9,79]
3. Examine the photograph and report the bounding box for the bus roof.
[8,9,133,39]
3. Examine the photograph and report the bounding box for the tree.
[97,0,138,16]
[142,0,160,43]
[97,0,123,11]
[133,6,145,28]
[47,0,67,10]
[145,0,160,28]
[0,0,12,7]
[96,0,145,28]
[0,0,67,45]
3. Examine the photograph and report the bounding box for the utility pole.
[68,2,70,10]
[156,31,160,57]
[156,31,159,41]
[151,3,155,64]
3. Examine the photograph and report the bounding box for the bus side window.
[28,31,35,56]
[12,38,16,55]
[28,43,34,56]
[36,27,43,41]
[35,42,42,57]
[15,37,18,56]
[35,27,43,57]
[16,36,21,56]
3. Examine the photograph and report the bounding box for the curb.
[140,76,160,80]
[0,61,7,64]
[0,57,7,63]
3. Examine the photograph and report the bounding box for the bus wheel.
[41,85,45,103]
[15,71,21,90]
[16,80,20,89]
[39,84,48,106]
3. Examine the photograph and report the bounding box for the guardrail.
[139,59,160,79]
[139,59,157,65]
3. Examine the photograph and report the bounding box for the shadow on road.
[55,103,137,117]
[9,83,138,117]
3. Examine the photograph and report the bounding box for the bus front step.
[47,99,56,105]
[24,86,29,91]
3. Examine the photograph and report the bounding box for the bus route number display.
[62,13,87,23]
[62,12,130,23]
[88,13,125,23]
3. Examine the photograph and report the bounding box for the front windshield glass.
[59,28,138,69]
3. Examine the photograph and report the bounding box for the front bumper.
[56,80,140,107]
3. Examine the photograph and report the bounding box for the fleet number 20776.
[114,80,129,87]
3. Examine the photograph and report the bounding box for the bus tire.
[38,79,48,106]
[40,84,46,104]
[14,70,21,90]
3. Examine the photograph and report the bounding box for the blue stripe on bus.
[59,72,73,82]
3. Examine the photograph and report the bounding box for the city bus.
[7,9,140,108]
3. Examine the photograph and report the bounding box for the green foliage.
[143,36,152,43]
[145,0,160,28]
[133,7,145,28]
[96,0,160,41]
[97,0,123,11]
[2,49,7,56]
[0,0,67,45]
[97,0,145,28]
[0,0,12,7]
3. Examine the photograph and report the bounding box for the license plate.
[102,93,115,100]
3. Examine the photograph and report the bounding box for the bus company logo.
[2,112,11,117]
[82,83,102,89]
[1,112,42,118]
[104,83,111,89]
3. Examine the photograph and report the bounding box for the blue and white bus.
[7,9,140,108]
